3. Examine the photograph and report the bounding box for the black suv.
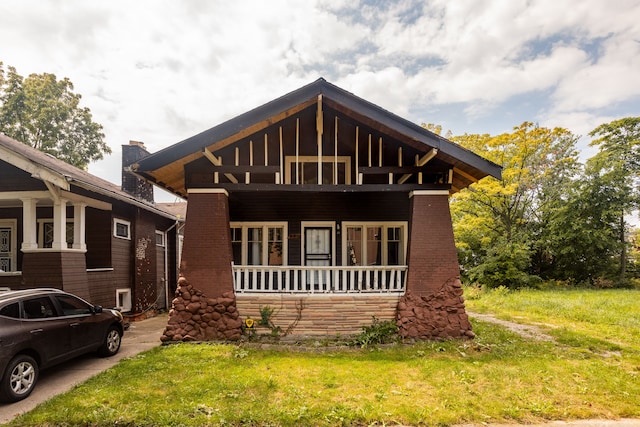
[0,289,124,402]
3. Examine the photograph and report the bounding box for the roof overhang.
[133,78,502,198]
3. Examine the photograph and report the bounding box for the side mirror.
[93,305,103,313]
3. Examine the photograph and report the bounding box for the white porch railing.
[233,265,407,294]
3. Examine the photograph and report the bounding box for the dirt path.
[467,311,556,342]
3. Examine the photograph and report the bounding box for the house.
[0,135,184,316]
[132,78,501,340]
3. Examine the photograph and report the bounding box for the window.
[230,222,287,266]
[343,222,407,266]
[38,220,74,248]
[114,219,131,239]
[155,230,165,247]
[23,297,56,319]
[285,156,351,185]
[0,303,20,319]
[116,288,132,312]
[54,294,92,316]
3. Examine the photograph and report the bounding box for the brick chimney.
[122,140,154,203]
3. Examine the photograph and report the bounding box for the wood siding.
[229,191,409,266]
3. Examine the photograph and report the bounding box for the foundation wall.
[236,294,401,336]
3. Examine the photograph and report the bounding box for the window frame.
[284,156,352,185]
[155,230,165,247]
[230,222,288,266]
[341,221,408,266]
[113,218,131,240]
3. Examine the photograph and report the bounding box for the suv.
[0,289,124,402]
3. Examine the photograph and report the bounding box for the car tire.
[98,325,122,357]
[0,355,39,403]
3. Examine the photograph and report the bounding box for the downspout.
[162,220,180,310]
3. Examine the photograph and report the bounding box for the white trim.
[0,145,70,190]
[113,218,131,240]
[155,230,166,247]
[187,188,229,196]
[409,190,450,197]
[115,288,132,312]
[341,221,408,266]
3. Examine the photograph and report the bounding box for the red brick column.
[398,190,473,340]
[405,191,460,295]
[179,190,234,295]
[162,189,241,341]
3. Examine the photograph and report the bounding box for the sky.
[1,0,639,202]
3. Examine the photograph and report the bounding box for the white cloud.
[1,0,639,197]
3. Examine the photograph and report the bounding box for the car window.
[22,297,57,319]
[0,302,20,319]
[54,294,92,316]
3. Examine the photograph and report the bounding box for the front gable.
[134,78,501,197]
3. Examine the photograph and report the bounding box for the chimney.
[122,140,154,203]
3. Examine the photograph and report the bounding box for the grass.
[6,289,640,426]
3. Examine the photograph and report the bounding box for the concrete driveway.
[0,314,167,424]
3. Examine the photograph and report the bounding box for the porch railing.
[233,265,407,294]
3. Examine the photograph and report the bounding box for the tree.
[0,62,110,170]
[586,117,640,283]
[450,122,580,288]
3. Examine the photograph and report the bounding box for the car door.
[21,296,72,367]
[51,294,103,356]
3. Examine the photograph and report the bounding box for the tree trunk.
[619,213,627,284]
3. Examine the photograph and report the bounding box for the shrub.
[351,316,399,348]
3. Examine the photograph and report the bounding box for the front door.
[0,225,14,272]
[304,227,332,289]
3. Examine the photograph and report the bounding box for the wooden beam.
[398,148,438,184]
[453,167,478,183]
[317,94,323,185]
[202,148,238,184]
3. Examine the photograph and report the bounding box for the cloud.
[1,0,639,195]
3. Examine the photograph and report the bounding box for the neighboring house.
[0,135,184,315]
[132,78,501,340]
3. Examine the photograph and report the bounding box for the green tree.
[586,117,640,283]
[0,62,110,170]
[451,122,580,288]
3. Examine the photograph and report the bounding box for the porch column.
[397,190,473,340]
[179,189,234,295]
[72,202,87,251]
[20,198,38,250]
[405,190,460,295]
[51,198,68,250]
[162,188,241,342]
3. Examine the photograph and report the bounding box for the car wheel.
[0,355,39,403]
[98,325,122,357]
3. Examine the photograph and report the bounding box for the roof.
[0,133,182,220]
[133,78,501,196]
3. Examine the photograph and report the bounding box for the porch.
[232,265,407,294]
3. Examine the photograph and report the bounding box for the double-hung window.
[230,222,287,266]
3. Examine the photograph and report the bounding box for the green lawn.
[7,289,640,427]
